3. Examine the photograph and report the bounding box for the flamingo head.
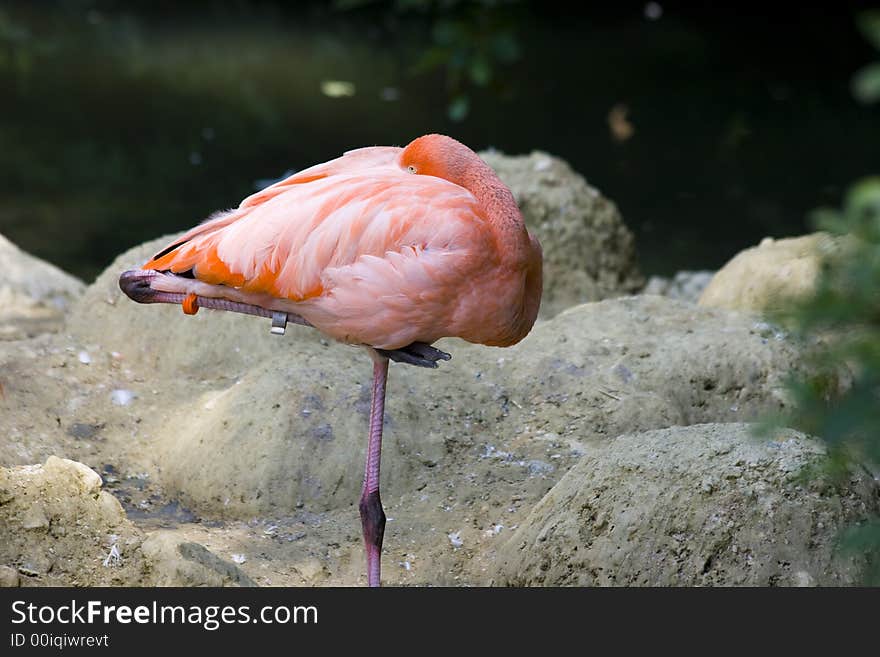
[400,134,486,187]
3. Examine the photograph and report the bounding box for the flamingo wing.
[146,146,402,267]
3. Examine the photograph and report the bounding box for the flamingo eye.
[407,165,417,174]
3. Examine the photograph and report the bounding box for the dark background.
[1,0,877,281]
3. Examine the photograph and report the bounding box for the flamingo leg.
[119,269,313,328]
[360,356,388,587]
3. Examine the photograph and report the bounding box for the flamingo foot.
[182,292,200,315]
[376,342,451,368]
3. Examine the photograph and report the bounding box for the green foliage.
[775,176,880,583]
[856,9,880,50]
[333,0,523,121]
[840,519,880,584]
[406,3,522,121]
[852,10,880,103]
[783,178,880,459]
[0,8,52,83]
[742,10,880,581]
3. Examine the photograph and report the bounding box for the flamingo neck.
[461,157,543,345]
[460,159,525,234]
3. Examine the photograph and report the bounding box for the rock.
[490,424,879,586]
[0,456,243,586]
[141,531,256,587]
[43,456,103,496]
[151,337,449,516]
[97,491,126,522]
[480,150,644,317]
[292,557,328,584]
[0,565,20,587]
[643,270,714,304]
[793,570,817,587]
[698,233,844,313]
[150,295,806,518]
[0,233,85,340]
[475,295,804,449]
[0,457,143,585]
[21,504,50,530]
[110,389,135,406]
[19,553,54,577]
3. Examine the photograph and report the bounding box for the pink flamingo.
[120,134,542,586]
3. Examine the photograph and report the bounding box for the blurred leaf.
[319,80,356,98]
[401,4,522,120]
[410,46,450,75]
[839,519,880,585]
[447,94,469,121]
[856,10,880,51]
[851,62,880,104]
[793,445,858,488]
[807,206,843,232]
[468,53,491,86]
[448,48,468,70]
[432,20,463,46]
[491,31,520,62]
[841,519,880,552]
[0,9,31,44]
[608,103,635,142]
[844,176,880,224]
[772,177,880,584]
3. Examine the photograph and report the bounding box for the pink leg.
[360,356,389,587]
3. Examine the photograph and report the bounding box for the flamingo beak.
[119,269,162,304]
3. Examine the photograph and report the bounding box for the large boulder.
[643,270,714,304]
[0,456,254,586]
[0,456,142,586]
[465,295,804,448]
[145,295,807,518]
[150,337,452,516]
[490,423,879,586]
[480,150,644,317]
[698,233,843,313]
[0,233,84,340]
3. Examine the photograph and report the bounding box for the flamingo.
[119,134,543,586]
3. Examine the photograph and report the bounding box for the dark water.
[1,1,877,281]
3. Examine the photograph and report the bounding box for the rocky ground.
[1,152,877,587]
